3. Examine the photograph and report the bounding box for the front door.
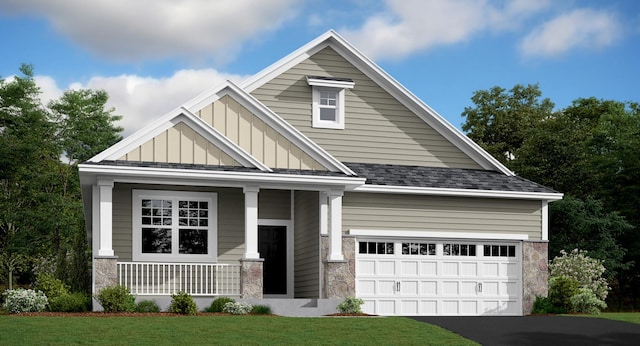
[258,225,287,295]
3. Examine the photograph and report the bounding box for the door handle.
[478,282,482,292]
[396,281,401,292]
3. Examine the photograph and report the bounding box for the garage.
[356,239,522,316]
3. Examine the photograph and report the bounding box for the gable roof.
[88,80,356,175]
[241,30,514,176]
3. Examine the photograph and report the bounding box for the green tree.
[461,84,554,165]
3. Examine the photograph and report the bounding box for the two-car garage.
[355,239,522,316]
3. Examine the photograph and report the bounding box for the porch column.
[97,179,114,257]
[243,186,260,259]
[328,190,344,261]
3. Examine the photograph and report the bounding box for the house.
[78,30,562,316]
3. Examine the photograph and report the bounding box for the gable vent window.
[306,76,354,129]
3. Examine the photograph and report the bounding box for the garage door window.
[359,241,394,254]
[443,243,476,256]
[401,242,436,255]
[484,245,516,257]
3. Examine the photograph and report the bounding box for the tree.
[461,84,554,165]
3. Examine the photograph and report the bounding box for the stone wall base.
[240,258,264,299]
[522,241,549,314]
[94,256,118,293]
[321,235,356,299]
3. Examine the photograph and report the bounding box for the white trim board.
[353,185,563,201]
[348,229,529,241]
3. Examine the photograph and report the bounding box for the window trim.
[307,76,354,130]
[132,189,217,262]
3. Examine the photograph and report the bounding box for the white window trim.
[307,76,354,130]
[132,189,217,263]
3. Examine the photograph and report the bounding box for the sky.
[1,0,639,136]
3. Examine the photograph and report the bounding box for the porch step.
[240,298,341,317]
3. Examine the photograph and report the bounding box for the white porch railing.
[117,262,241,296]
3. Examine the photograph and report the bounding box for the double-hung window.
[132,190,217,262]
[307,76,354,129]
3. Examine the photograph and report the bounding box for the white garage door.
[356,240,522,316]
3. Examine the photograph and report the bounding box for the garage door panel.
[356,240,522,316]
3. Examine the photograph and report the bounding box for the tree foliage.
[0,64,122,292]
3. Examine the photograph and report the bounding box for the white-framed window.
[132,190,217,262]
[307,76,354,129]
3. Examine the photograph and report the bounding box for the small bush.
[206,296,235,313]
[549,276,580,311]
[136,299,161,313]
[550,249,609,301]
[2,289,48,313]
[251,304,272,315]
[223,301,252,315]
[32,273,69,300]
[49,292,90,312]
[531,295,566,314]
[169,291,197,315]
[337,297,364,314]
[96,285,136,313]
[570,287,607,314]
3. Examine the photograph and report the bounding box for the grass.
[0,315,477,345]
[586,312,640,324]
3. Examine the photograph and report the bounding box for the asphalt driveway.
[410,316,640,346]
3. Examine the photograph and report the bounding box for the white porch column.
[328,190,344,261]
[319,191,329,235]
[244,186,260,259]
[97,179,114,257]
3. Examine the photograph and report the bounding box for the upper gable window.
[306,76,354,129]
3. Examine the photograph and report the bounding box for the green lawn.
[0,315,477,345]
[589,312,640,324]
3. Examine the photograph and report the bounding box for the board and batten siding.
[343,192,543,240]
[251,47,482,169]
[293,190,320,298]
[196,95,326,171]
[118,123,240,166]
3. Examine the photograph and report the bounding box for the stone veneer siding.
[240,259,264,299]
[321,235,356,299]
[522,241,549,314]
[94,257,118,293]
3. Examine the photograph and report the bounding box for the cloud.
[0,0,299,63]
[519,9,622,57]
[341,0,550,60]
[37,69,246,136]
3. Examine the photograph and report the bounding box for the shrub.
[49,292,90,312]
[570,287,607,314]
[531,295,566,314]
[2,289,48,313]
[337,297,364,314]
[136,299,161,313]
[96,285,136,313]
[250,304,272,315]
[206,296,235,313]
[222,301,252,315]
[169,291,197,315]
[549,276,580,311]
[549,249,609,301]
[32,273,68,300]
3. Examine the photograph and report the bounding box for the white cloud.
[341,0,550,60]
[0,0,299,63]
[519,9,622,58]
[37,69,246,136]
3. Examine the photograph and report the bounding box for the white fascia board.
[210,82,357,176]
[78,164,365,190]
[353,184,564,201]
[306,76,355,89]
[348,229,528,241]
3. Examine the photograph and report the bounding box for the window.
[133,190,217,262]
[306,76,354,129]
[402,242,436,256]
[443,243,476,256]
[359,241,394,255]
[484,245,516,257]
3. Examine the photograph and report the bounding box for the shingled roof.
[345,162,557,194]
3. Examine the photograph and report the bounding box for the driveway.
[410,316,640,346]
